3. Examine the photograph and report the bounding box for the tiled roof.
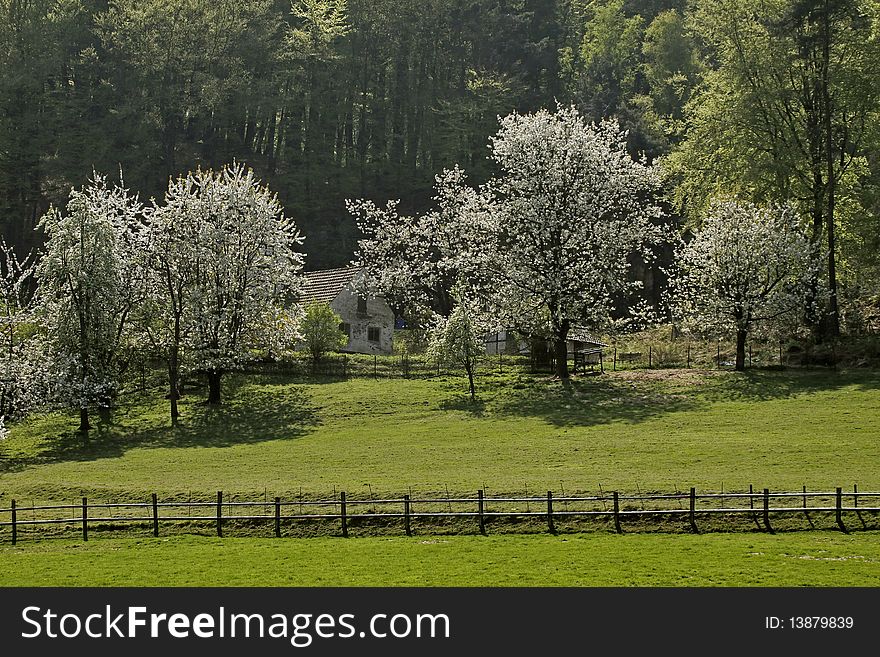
[299,267,360,304]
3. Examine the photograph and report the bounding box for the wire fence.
[2,486,877,544]
[121,335,848,394]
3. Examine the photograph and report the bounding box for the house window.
[340,322,351,338]
[357,296,367,314]
[368,326,381,343]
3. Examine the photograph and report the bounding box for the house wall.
[331,287,394,354]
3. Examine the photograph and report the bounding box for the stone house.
[299,267,394,354]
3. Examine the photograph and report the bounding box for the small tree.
[670,199,821,371]
[428,300,484,400]
[300,301,347,362]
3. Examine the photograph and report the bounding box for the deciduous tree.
[428,295,484,400]
[34,175,144,432]
[149,164,304,407]
[670,199,822,371]
[486,106,665,378]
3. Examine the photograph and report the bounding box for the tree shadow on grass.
[440,367,879,428]
[439,374,702,428]
[438,395,487,417]
[696,368,880,402]
[0,383,320,470]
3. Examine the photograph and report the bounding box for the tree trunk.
[169,313,182,423]
[206,370,222,405]
[821,2,840,339]
[553,319,570,379]
[168,357,180,424]
[79,407,90,433]
[735,329,747,372]
[465,359,475,400]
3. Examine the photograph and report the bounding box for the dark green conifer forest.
[1,0,877,332]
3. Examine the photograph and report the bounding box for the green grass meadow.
[1,366,878,585]
[3,532,880,587]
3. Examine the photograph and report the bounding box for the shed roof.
[568,326,608,347]
[299,267,360,304]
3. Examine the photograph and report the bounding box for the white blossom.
[147,163,305,405]
[348,166,494,321]
[34,174,145,431]
[669,199,822,370]
[0,238,42,420]
[428,292,485,400]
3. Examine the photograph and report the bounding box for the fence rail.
[2,485,878,544]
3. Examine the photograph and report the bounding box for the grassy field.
[1,367,878,503]
[2,531,879,586]
[2,367,878,586]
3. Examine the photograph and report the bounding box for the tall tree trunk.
[206,370,222,405]
[821,1,840,338]
[79,407,90,433]
[735,328,747,372]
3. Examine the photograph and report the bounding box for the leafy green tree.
[299,301,348,362]
[561,0,645,121]
[668,0,880,339]
[642,9,700,121]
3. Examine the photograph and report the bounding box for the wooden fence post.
[648,345,652,368]
[404,494,411,536]
[547,491,555,533]
[82,497,88,542]
[803,485,814,528]
[216,491,223,537]
[717,342,721,369]
[340,492,348,538]
[686,343,691,368]
[763,488,772,533]
[835,487,846,533]
[613,491,622,534]
[477,489,485,535]
[11,499,16,545]
[152,493,159,537]
[689,487,698,533]
[854,484,866,529]
[748,484,760,530]
[613,347,617,371]
[275,497,281,538]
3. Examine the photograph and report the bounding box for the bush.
[299,302,348,361]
